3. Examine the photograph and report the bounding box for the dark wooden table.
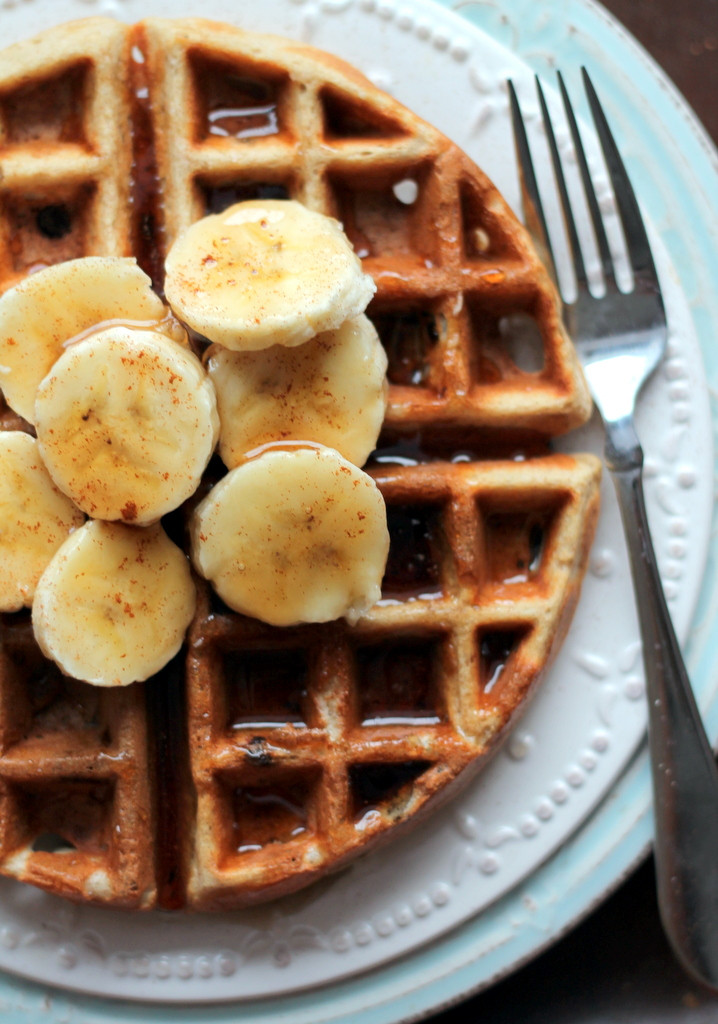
[430,1,718,1020]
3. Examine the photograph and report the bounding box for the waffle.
[0,17,601,911]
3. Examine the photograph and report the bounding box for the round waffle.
[0,17,600,910]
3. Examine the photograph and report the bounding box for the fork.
[508,69,718,990]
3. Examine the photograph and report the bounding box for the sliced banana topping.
[35,325,219,525]
[0,432,84,613]
[0,257,179,424]
[164,200,376,351]
[206,315,388,469]
[2,199,390,685]
[32,519,196,687]
[191,445,389,627]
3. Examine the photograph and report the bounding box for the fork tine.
[556,71,616,288]
[534,75,588,290]
[507,79,558,281]
[581,67,659,284]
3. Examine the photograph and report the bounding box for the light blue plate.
[1,0,717,1020]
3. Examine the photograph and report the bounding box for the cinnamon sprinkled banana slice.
[164,200,376,351]
[32,519,196,687]
[191,445,389,627]
[0,257,181,424]
[0,432,84,612]
[206,315,388,469]
[35,325,219,525]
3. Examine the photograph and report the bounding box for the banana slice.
[0,431,84,612]
[35,325,219,525]
[0,257,181,424]
[191,445,389,627]
[206,315,388,469]
[164,200,376,351]
[32,519,196,687]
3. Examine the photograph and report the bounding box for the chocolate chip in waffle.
[0,17,600,910]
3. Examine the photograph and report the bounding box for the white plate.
[0,0,715,1016]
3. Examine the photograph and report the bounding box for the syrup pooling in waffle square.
[0,17,600,910]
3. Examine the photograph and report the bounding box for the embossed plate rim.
[0,0,715,1017]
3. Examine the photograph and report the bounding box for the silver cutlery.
[509,68,718,991]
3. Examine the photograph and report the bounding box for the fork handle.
[609,446,718,991]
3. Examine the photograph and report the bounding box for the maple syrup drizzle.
[225,647,310,729]
[480,631,519,694]
[207,102,279,140]
[194,57,282,143]
[234,787,308,853]
[129,42,163,293]
[146,655,188,909]
[125,37,188,904]
[485,513,547,586]
[381,504,443,602]
[371,309,440,387]
[357,641,442,726]
[350,761,431,826]
[370,429,549,467]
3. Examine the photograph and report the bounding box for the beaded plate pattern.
[0,0,711,1006]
